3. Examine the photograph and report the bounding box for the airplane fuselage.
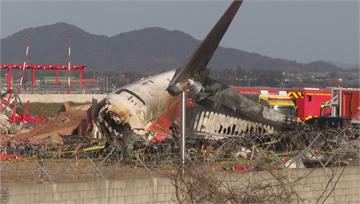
[105,70,177,135]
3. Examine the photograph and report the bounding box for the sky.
[0,0,359,65]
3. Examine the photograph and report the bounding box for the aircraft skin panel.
[186,108,275,140]
[105,70,176,133]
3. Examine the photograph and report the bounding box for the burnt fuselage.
[96,70,177,137]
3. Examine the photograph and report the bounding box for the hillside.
[0,22,342,73]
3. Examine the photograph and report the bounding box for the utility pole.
[19,36,31,93]
[67,37,72,94]
[106,76,109,93]
[180,89,186,174]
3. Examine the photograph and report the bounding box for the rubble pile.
[0,112,33,148]
[0,112,11,134]
[0,103,88,149]
[0,101,358,171]
[126,125,360,169]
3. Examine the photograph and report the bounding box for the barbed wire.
[1,125,359,203]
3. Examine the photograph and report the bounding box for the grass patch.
[27,102,89,117]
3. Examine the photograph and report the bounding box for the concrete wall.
[19,94,106,103]
[6,177,176,204]
[2,166,359,204]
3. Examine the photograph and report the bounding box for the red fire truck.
[322,88,360,123]
[287,88,332,121]
[233,87,360,126]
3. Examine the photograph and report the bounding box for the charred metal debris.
[2,101,359,170]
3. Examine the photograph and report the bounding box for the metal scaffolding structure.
[0,64,86,93]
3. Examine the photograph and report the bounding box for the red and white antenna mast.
[67,36,72,94]
[18,36,31,92]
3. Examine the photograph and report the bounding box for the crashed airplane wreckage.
[3,1,357,166]
[92,0,292,157]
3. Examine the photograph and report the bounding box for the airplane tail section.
[167,0,243,95]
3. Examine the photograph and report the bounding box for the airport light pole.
[167,82,189,174]
[181,89,186,174]
[67,37,72,94]
[19,36,31,93]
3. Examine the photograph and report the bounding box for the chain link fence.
[1,126,359,203]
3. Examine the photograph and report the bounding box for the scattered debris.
[0,112,11,135]
[1,102,88,148]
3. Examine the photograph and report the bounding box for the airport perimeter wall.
[19,94,106,103]
[2,166,359,204]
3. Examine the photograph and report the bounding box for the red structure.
[233,87,360,123]
[1,90,45,124]
[10,100,45,124]
[233,87,278,95]
[0,64,86,92]
[334,89,360,122]
[233,87,304,95]
[292,89,332,120]
[233,87,332,121]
